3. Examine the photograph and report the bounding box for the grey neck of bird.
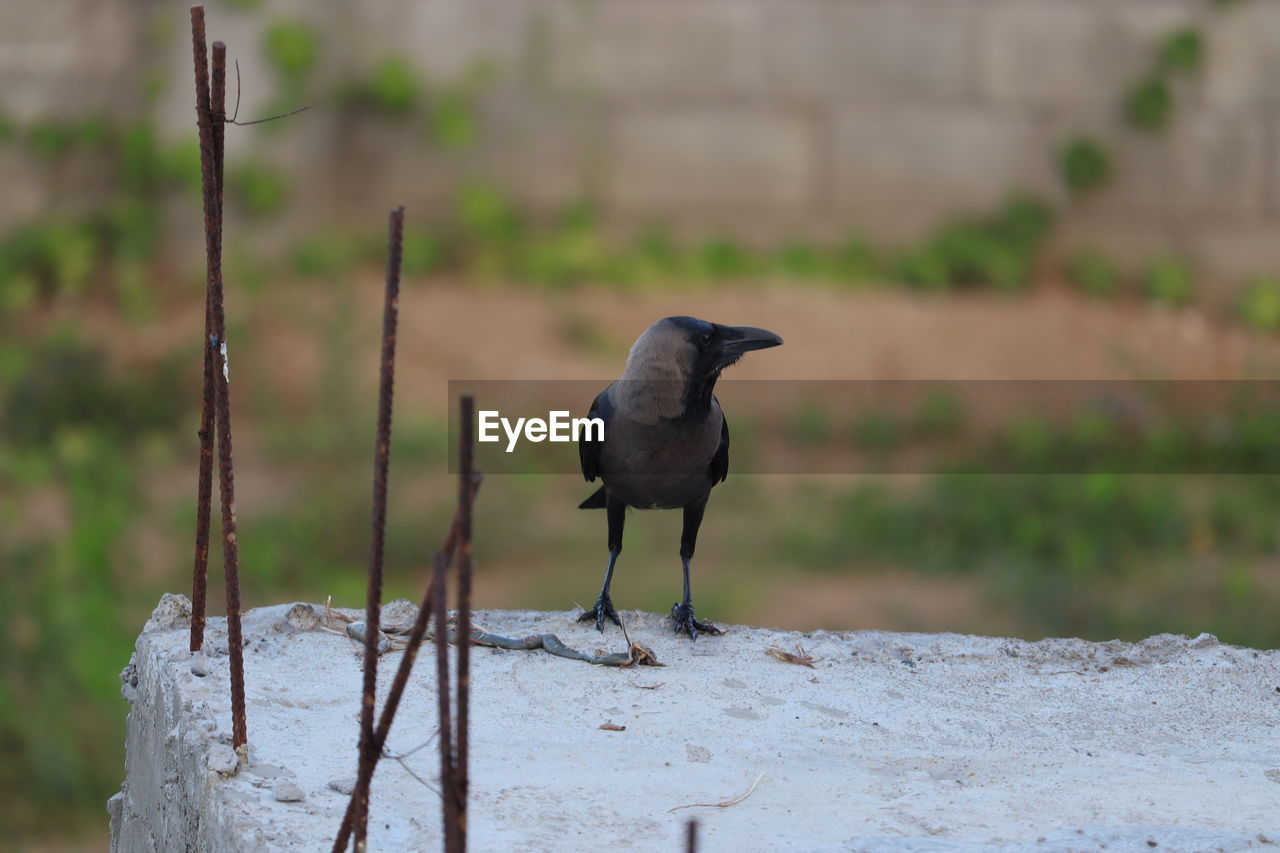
[612,351,693,423]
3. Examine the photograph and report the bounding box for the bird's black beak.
[713,325,783,368]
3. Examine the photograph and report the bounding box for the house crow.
[577,316,783,639]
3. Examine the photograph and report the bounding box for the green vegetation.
[0,100,1268,335]
[1143,256,1195,307]
[455,182,521,243]
[27,119,89,158]
[263,20,320,83]
[1125,77,1173,129]
[228,161,290,217]
[1060,138,1111,194]
[3,338,182,450]
[885,196,1054,292]
[1,338,185,838]
[426,61,496,151]
[428,90,479,150]
[0,221,98,303]
[1159,28,1204,73]
[852,411,901,452]
[1238,276,1280,331]
[290,231,374,278]
[1120,27,1203,132]
[401,228,445,276]
[336,56,493,150]
[689,236,751,280]
[914,390,965,437]
[778,473,1280,643]
[789,404,832,446]
[259,19,321,137]
[772,242,827,280]
[0,0,1259,328]
[269,187,1058,294]
[895,247,949,291]
[0,122,199,316]
[1066,249,1122,297]
[765,392,1280,642]
[361,56,422,116]
[834,235,880,281]
[361,191,1046,294]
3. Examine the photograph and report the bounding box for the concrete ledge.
[111,595,1280,851]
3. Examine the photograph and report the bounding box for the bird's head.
[668,316,783,375]
[618,316,783,417]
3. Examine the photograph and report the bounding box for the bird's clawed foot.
[578,595,622,632]
[670,601,723,640]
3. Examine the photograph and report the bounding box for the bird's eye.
[698,329,714,347]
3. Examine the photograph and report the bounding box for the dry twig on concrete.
[766,644,818,668]
[668,772,766,813]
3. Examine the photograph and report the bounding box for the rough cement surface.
[111,595,1280,852]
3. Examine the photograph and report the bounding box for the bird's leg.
[579,550,621,630]
[579,493,625,631]
[671,499,721,640]
[671,557,720,640]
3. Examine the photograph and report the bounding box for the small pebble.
[328,776,357,795]
[284,603,319,632]
[144,593,193,633]
[208,744,239,775]
[190,653,210,677]
[346,622,391,655]
[382,598,419,627]
[273,780,305,802]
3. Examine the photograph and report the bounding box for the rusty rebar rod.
[211,41,225,218]
[686,819,700,853]
[453,395,475,851]
[209,38,248,752]
[188,5,215,653]
[352,207,406,847]
[433,511,458,852]
[190,12,248,749]
[332,473,481,852]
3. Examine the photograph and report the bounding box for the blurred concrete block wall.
[1,0,1278,275]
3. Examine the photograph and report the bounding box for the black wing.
[710,407,729,485]
[578,385,613,483]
